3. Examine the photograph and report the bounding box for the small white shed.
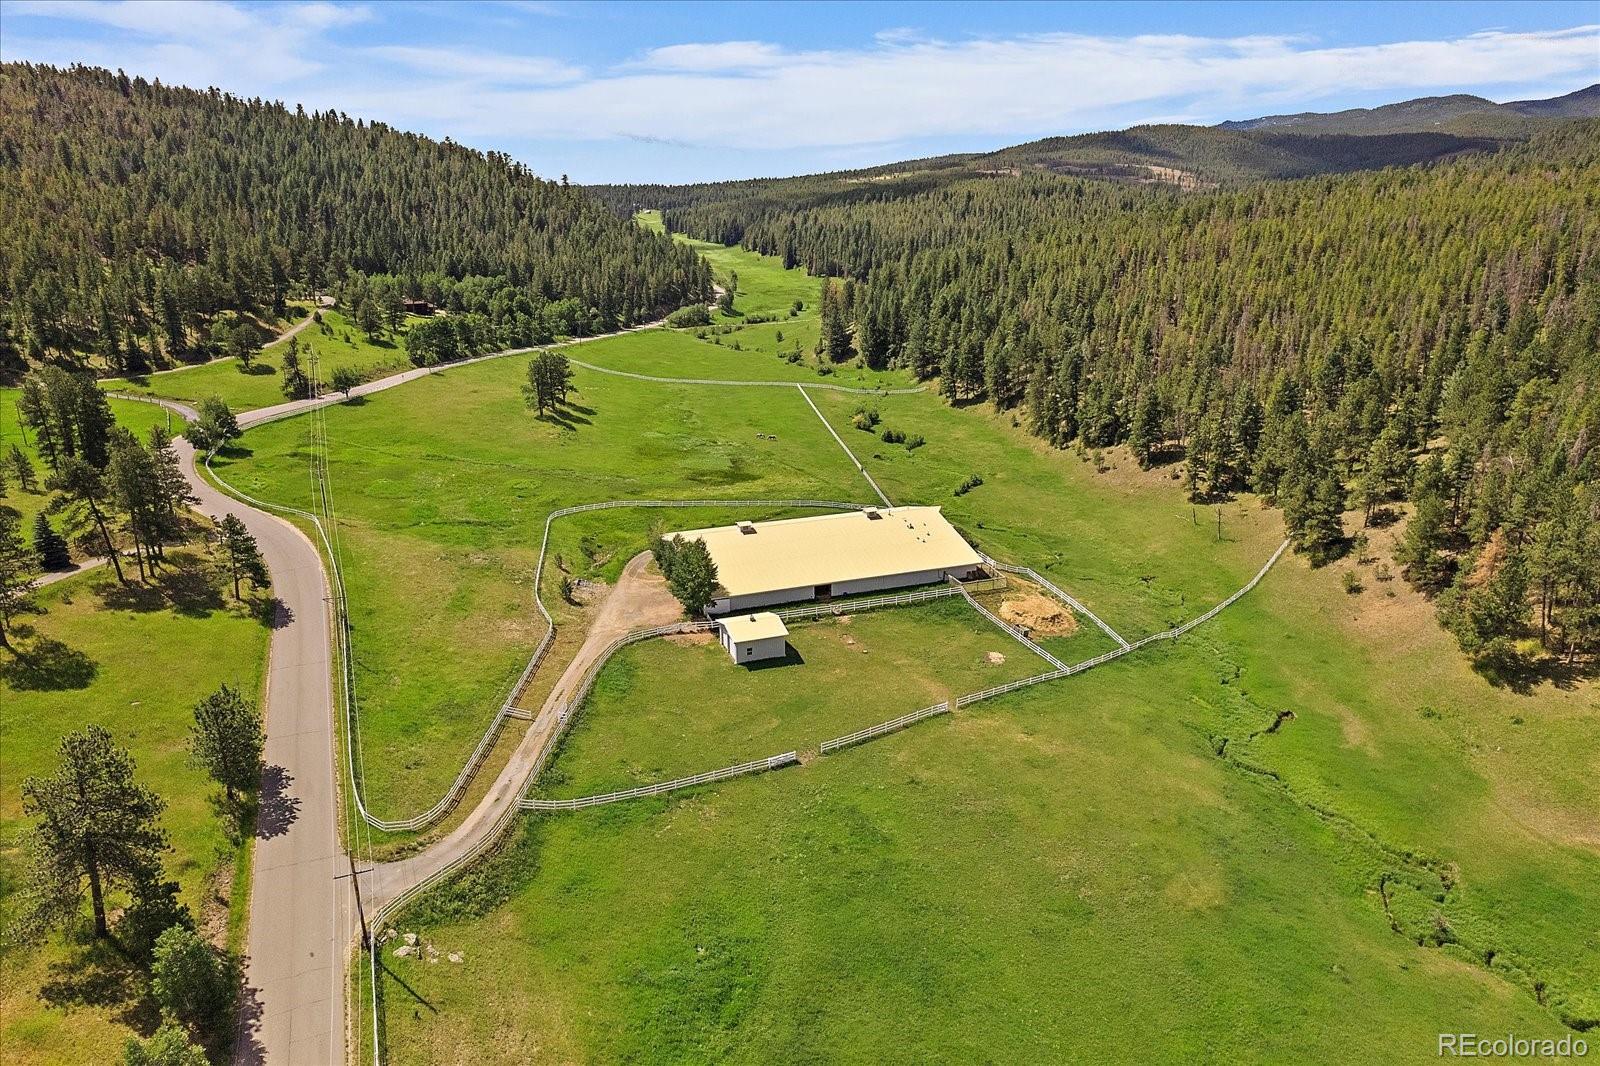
[718,612,789,664]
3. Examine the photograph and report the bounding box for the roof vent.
[737,521,756,535]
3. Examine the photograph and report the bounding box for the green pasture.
[210,356,879,823]
[0,554,271,1065]
[537,597,1053,799]
[359,237,1596,1062]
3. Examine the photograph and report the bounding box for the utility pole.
[349,854,370,949]
[1216,509,1223,542]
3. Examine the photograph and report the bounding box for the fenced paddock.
[819,702,952,753]
[523,752,798,811]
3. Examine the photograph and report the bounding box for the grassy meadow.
[0,553,271,1065]
[352,236,1597,1062]
[536,597,1054,799]
[147,229,1595,1058]
[109,309,418,413]
[210,351,881,826]
[569,327,908,390]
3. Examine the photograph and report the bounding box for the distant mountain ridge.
[1217,84,1599,135]
[597,85,1597,203]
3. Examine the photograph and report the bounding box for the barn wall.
[734,635,788,663]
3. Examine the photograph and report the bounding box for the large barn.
[668,506,984,616]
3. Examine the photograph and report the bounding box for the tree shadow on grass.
[38,934,161,1036]
[1474,652,1600,695]
[538,402,592,430]
[213,442,253,462]
[1,637,98,690]
[237,363,277,377]
[95,562,224,618]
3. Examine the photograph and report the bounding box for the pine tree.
[47,457,126,584]
[189,683,264,804]
[819,280,853,362]
[658,536,719,616]
[0,512,40,650]
[15,725,169,939]
[5,444,38,492]
[280,340,310,401]
[31,513,70,571]
[1128,391,1163,468]
[213,514,268,599]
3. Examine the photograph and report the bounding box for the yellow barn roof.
[670,507,981,599]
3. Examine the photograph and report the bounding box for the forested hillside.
[1219,84,1600,134]
[643,122,1600,670]
[0,63,710,375]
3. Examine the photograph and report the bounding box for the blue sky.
[3,1,1596,183]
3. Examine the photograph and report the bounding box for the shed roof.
[718,612,789,642]
[671,506,981,599]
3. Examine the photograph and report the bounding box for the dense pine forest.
[0,63,710,374]
[633,122,1600,670]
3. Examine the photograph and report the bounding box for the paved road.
[148,427,353,1065]
[239,317,671,430]
[262,307,317,349]
[34,556,109,587]
[114,314,687,1064]
[364,552,680,915]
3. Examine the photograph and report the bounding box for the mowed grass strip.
[212,355,879,821]
[536,597,1053,799]
[0,555,271,1066]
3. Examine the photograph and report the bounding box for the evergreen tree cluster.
[650,123,1600,665]
[0,63,711,372]
[15,366,196,584]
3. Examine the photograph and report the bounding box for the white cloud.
[420,25,1600,148]
[631,40,804,72]
[367,45,582,84]
[2,4,1596,162]
[4,1,372,86]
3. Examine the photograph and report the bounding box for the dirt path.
[363,551,680,914]
[262,306,317,349]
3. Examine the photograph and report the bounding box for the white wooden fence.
[522,752,799,811]
[982,557,1131,649]
[770,576,1005,622]
[951,579,1068,670]
[819,702,952,753]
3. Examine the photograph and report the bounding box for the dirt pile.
[998,593,1079,637]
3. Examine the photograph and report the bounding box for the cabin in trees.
[717,612,789,664]
[669,507,984,615]
[402,299,434,316]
